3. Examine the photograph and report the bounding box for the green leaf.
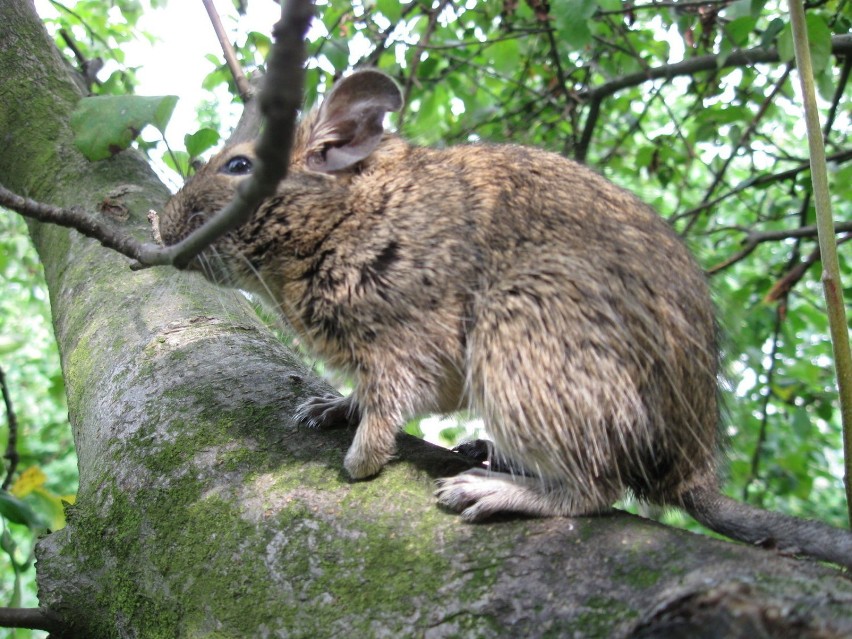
[597,0,621,10]
[488,38,520,74]
[323,38,350,72]
[725,0,753,20]
[163,150,191,177]
[184,128,220,159]
[776,22,794,63]
[750,0,768,17]
[776,15,831,73]
[725,16,757,47]
[791,407,813,441]
[70,95,178,161]
[403,418,424,439]
[152,95,178,134]
[552,0,598,50]
[376,0,403,22]
[761,18,785,49]
[804,14,832,74]
[0,491,46,529]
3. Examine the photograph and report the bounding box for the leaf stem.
[787,0,852,526]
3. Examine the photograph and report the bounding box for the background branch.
[673,148,852,224]
[202,0,253,102]
[582,34,852,104]
[0,366,19,491]
[682,66,792,235]
[706,221,852,275]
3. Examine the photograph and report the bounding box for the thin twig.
[398,0,451,128]
[672,148,852,224]
[764,244,823,303]
[58,28,102,89]
[681,66,793,235]
[0,366,19,491]
[0,186,149,263]
[597,0,736,16]
[822,54,851,139]
[135,0,314,269]
[742,309,784,502]
[363,1,420,67]
[706,221,852,275]
[202,0,253,102]
[48,0,114,53]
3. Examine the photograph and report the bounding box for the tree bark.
[1,2,850,637]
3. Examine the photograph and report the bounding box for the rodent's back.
[350,140,720,498]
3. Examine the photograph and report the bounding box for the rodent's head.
[158,69,403,283]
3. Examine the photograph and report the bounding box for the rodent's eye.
[221,155,253,176]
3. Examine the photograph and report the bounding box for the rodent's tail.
[679,485,852,570]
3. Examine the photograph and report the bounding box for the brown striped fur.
[159,70,852,568]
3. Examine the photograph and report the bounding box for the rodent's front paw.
[343,443,392,480]
[295,394,358,430]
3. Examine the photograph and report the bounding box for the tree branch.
[742,308,783,502]
[596,0,736,16]
[0,186,151,262]
[202,0,253,103]
[672,148,852,224]
[397,0,450,129]
[682,65,792,235]
[706,221,852,275]
[581,34,852,104]
[0,607,62,633]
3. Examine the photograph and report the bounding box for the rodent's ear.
[305,69,403,173]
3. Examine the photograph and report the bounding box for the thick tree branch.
[0,607,62,633]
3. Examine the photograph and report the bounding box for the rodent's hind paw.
[295,394,359,430]
[435,469,531,522]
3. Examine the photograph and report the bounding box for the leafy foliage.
[6,0,850,616]
[0,212,76,631]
